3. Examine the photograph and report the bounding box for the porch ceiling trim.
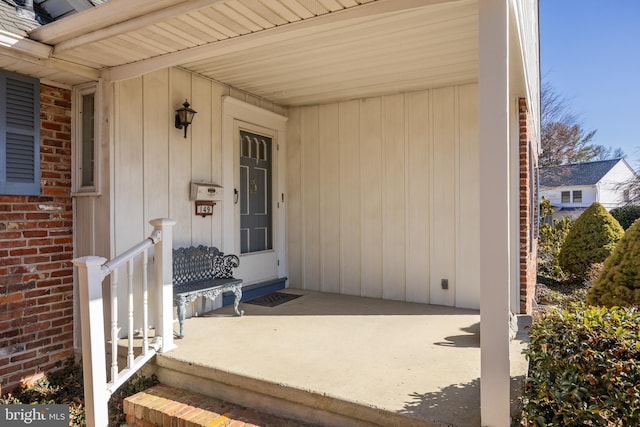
[0,30,101,81]
[52,0,227,53]
[0,29,52,58]
[29,0,196,44]
[100,0,457,82]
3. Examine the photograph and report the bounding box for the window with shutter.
[0,70,40,196]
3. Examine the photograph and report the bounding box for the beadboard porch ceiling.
[28,0,478,106]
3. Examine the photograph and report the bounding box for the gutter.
[0,29,52,58]
[0,29,100,81]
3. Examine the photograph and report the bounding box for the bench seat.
[173,246,243,337]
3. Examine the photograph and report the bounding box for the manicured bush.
[522,304,640,426]
[537,217,573,280]
[558,202,624,280]
[587,218,640,307]
[610,205,640,230]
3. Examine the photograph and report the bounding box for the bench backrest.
[173,245,239,285]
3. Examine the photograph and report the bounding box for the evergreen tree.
[587,218,640,307]
[558,202,624,280]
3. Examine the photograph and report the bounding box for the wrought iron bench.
[173,245,244,337]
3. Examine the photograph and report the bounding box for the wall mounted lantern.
[175,100,197,138]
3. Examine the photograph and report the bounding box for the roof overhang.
[2,0,538,113]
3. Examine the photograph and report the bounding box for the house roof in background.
[0,1,42,34]
[33,0,104,21]
[539,158,624,187]
[0,0,103,34]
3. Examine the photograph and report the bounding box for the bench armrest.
[213,254,239,279]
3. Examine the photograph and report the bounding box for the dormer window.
[561,191,570,203]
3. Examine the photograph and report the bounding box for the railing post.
[150,218,177,352]
[73,256,109,427]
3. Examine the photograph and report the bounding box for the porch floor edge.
[151,355,446,427]
[145,290,528,427]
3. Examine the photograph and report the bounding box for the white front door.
[222,97,287,285]
[235,122,278,283]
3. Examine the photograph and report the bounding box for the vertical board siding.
[429,87,456,307]
[406,90,430,303]
[318,103,341,294]
[382,94,407,301]
[142,69,170,237]
[286,107,303,288]
[338,100,361,296]
[301,106,321,291]
[456,84,480,309]
[191,76,214,246]
[169,69,193,247]
[288,83,479,307]
[115,78,145,253]
[359,97,383,299]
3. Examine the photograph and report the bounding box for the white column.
[73,256,109,427]
[150,218,177,352]
[479,0,511,426]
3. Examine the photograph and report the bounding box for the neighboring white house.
[540,158,637,220]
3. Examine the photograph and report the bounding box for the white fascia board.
[54,0,227,53]
[29,0,192,44]
[0,29,52,58]
[0,31,100,81]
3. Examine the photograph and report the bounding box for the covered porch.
[138,290,529,427]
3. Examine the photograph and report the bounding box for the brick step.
[124,383,316,427]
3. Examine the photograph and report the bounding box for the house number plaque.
[195,201,215,217]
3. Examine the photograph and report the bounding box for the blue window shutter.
[0,70,40,196]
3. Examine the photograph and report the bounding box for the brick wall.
[0,84,74,394]
[519,98,538,314]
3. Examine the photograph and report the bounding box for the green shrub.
[610,205,640,230]
[587,218,640,307]
[537,217,573,280]
[558,202,624,280]
[522,304,640,426]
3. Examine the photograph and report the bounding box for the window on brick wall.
[561,191,570,203]
[573,190,582,203]
[0,70,40,196]
[73,82,99,194]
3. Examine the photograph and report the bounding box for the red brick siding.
[0,84,74,394]
[519,98,538,314]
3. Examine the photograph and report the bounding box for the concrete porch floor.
[151,290,530,427]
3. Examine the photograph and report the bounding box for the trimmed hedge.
[610,205,640,230]
[588,218,640,307]
[537,217,573,280]
[522,304,640,426]
[558,202,624,280]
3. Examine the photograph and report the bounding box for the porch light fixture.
[175,100,197,138]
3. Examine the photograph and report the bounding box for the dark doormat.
[244,292,302,307]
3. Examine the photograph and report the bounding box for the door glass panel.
[239,129,272,254]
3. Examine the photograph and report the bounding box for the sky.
[539,0,640,168]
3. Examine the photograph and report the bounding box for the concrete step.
[124,383,316,427]
[151,355,443,427]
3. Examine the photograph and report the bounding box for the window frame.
[572,190,582,203]
[0,70,40,196]
[72,82,100,195]
[561,191,570,204]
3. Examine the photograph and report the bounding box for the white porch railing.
[72,218,177,427]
